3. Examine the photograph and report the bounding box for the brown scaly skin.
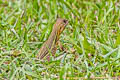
[37,18,68,60]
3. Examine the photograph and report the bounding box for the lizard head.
[53,18,68,35]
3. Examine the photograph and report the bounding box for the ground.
[0,0,120,79]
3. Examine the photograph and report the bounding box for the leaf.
[26,75,33,80]
[60,67,65,80]
[82,33,95,54]
[99,43,113,51]
[25,71,38,78]
[117,46,120,58]
[69,38,82,54]
[115,34,120,47]
[103,47,118,58]
[11,50,21,57]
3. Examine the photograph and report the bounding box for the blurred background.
[0,0,120,79]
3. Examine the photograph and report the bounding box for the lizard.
[37,18,68,60]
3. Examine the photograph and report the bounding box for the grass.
[0,0,120,79]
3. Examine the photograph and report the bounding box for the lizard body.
[37,18,68,60]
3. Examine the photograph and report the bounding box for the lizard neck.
[47,29,59,45]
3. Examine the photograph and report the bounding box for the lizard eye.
[63,19,68,24]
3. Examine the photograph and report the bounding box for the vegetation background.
[0,0,120,79]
